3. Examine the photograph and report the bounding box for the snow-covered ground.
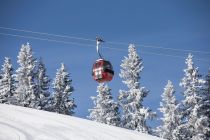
[0,104,163,140]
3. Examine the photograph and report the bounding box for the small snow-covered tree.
[51,63,76,115]
[157,80,180,139]
[176,54,207,140]
[15,43,38,108]
[0,57,16,104]
[88,83,120,126]
[35,58,51,110]
[118,44,155,133]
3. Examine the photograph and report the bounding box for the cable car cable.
[0,26,95,42]
[105,41,210,55]
[0,32,94,47]
[0,26,210,55]
[0,32,210,63]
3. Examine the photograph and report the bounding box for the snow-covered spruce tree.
[0,57,16,104]
[192,69,210,139]
[157,80,180,139]
[15,43,38,108]
[35,58,51,110]
[118,44,155,133]
[88,83,120,126]
[51,63,76,115]
[176,54,207,140]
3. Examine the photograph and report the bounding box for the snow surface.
[0,104,163,140]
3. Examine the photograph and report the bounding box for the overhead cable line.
[0,32,210,63]
[106,41,210,55]
[139,51,210,62]
[0,26,95,42]
[0,26,210,55]
[136,44,210,55]
[0,32,94,47]
[105,45,210,62]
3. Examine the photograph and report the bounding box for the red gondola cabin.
[92,59,114,83]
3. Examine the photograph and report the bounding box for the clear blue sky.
[0,0,210,128]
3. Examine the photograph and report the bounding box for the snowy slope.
[0,104,163,140]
